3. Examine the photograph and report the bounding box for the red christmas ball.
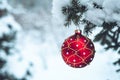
[61,30,95,68]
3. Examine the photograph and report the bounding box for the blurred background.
[0,0,120,80]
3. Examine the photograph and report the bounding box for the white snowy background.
[0,0,120,80]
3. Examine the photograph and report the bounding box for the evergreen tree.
[62,0,120,72]
[0,0,17,79]
[0,0,28,80]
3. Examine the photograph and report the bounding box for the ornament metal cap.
[75,29,81,34]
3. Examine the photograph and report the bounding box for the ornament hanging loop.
[75,25,81,35]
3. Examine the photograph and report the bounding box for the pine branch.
[62,0,120,72]
[0,58,6,69]
[0,72,17,80]
[62,0,87,26]
[83,19,96,36]
[113,59,120,72]
[93,2,103,9]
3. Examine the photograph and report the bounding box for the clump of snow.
[92,0,104,5]
[112,13,120,22]
[0,22,10,37]
[0,15,21,31]
[0,50,7,59]
[2,54,29,79]
[0,15,21,38]
[52,0,71,27]
[102,0,120,22]
[84,0,120,25]
[0,0,12,11]
[103,0,120,12]
[85,9,105,25]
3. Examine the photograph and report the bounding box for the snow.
[103,0,120,11]
[0,15,21,38]
[82,0,120,25]
[0,0,120,80]
[92,0,104,5]
[0,0,12,11]
[85,9,105,25]
[4,54,29,79]
[0,22,10,37]
[112,13,120,22]
[52,0,70,27]
[22,51,120,80]
[0,50,7,60]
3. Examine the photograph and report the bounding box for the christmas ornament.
[61,29,95,68]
